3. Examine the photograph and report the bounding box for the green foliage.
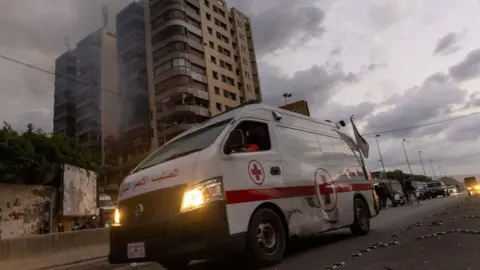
[0,122,99,185]
[372,169,432,182]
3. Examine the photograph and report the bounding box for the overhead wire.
[1,52,480,136]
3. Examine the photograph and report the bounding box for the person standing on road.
[378,183,389,209]
[402,178,411,204]
[403,176,420,204]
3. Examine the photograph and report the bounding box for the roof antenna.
[102,4,109,29]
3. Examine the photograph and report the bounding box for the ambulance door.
[221,118,284,235]
[314,135,352,226]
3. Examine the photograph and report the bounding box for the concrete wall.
[0,228,109,269]
[0,184,56,239]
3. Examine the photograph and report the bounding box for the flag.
[350,116,369,158]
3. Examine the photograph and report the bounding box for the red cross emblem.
[318,174,337,212]
[248,160,265,185]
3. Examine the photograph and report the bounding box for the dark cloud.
[363,73,467,138]
[229,0,326,56]
[434,32,461,56]
[259,61,358,107]
[449,48,480,82]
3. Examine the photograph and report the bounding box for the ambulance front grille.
[118,183,187,226]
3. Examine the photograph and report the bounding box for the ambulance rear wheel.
[350,198,370,236]
[246,208,286,267]
[157,259,190,269]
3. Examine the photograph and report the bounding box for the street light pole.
[438,165,443,178]
[418,150,427,177]
[402,138,413,179]
[282,93,292,105]
[375,135,387,180]
[430,159,437,179]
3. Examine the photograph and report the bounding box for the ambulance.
[109,102,379,269]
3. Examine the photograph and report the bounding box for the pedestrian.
[380,183,389,209]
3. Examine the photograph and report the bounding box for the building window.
[154,57,191,76]
[214,86,220,94]
[212,71,218,79]
[209,41,214,48]
[221,74,234,85]
[216,102,222,111]
[205,0,210,7]
[211,56,217,64]
[208,27,213,34]
[206,13,211,21]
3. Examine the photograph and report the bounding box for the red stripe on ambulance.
[225,183,373,205]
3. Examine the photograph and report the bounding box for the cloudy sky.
[1,0,480,176]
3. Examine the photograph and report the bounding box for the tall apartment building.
[146,0,262,147]
[53,50,78,137]
[117,1,149,132]
[102,1,152,192]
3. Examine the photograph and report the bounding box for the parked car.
[426,181,449,198]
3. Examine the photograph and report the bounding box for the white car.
[447,186,458,194]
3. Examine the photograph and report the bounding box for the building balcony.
[155,86,209,103]
[156,104,210,120]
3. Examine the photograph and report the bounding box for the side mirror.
[225,129,245,154]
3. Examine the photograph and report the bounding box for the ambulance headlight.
[181,177,224,212]
[113,208,121,226]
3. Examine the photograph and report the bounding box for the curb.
[36,256,107,270]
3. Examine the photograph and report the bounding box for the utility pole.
[402,138,413,180]
[430,159,437,180]
[418,150,427,177]
[375,135,387,180]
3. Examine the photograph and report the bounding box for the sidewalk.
[338,195,480,270]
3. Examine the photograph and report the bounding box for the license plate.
[127,242,146,259]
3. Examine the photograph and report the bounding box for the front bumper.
[108,201,245,264]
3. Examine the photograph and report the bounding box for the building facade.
[53,51,78,137]
[99,0,263,193]
[75,28,119,167]
[146,0,262,147]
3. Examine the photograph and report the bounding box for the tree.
[0,122,99,185]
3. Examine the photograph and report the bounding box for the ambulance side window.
[226,121,271,153]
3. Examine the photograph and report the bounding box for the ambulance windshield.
[133,119,232,173]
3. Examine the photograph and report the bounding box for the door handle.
[270,166,281,175]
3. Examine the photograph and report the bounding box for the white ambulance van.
[109,102,379,269]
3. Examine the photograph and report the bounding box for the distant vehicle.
[391,190,406,207]
[447,186,458,194]
[464,177,479,196]
[98,194,115,225]
[426,181,449,198]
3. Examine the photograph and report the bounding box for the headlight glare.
[113,208,121,226]
[180,177,223,212]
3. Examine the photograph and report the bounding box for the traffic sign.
[279,100,311,116]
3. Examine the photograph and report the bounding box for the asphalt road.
[55,194,465,270]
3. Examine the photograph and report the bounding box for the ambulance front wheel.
[246,207,287,267]
[350,198,370,236]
